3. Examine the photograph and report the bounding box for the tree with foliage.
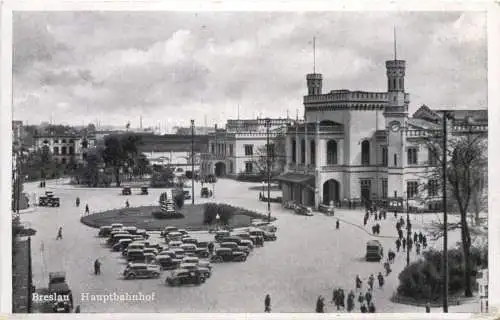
[253,133,286,176]
[101,134,142,187]
[417,121,487,298]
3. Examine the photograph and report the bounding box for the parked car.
[214,230,230,242]
[127,249,146,262]
[220,241,251,254]
[140,187,148,195]
[122,242,145,256]
[98,226,112,237]
[177,229,189,236]
[195,247,210,258]
[180,243,197,255]
[112,239,133,252]
[197,241,209,249]
[122,187,131,195]
[123,226,138,234]
[232,232,259,245]
[283,201,296,210]
[136,229,149,239]
[251,221,278,232]
[107,233,133,246]
[171,248,186,259]
[200,187,213,198]
[168,240,183,248]
[182,237,198,245]
[165,269,205,286]
[166,232,183,242]
[180,263,211,279]
[156,255,181,270]
[144,247,159,256]
[295,205,314,216]
[111,223,124,230]
[183,190,191,200]
[198,260,212,271]
[210,248,247,263]
[123,263,160,280]
[161,226,178,237]
[182,256,200,265]
[366,240,384,262]
[205,174,217,183]
[263,231,277,241]
[239,239,254,251]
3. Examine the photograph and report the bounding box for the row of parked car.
[283,201,314,216]
[99,224,214,286]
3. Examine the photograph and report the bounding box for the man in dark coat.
[94,259,101,275]
[402,238,406,251]
[56,227,63,240]
[360,303,367,313]
[396,239,401,252]
[85,204,90,215]
[377,272,384,288]
[365,290,372,305]
[414,232,418,243]
[264,294,271,312]
[368,302,376,313]
[336,219,340,229]
[398,229,403,239]
[315,296,325,313]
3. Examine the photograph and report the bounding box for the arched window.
[399,78,404,91]
[382,147,388,166]
[310,140,316,164]
[326,140,337,165]
[292,139,296,163]
[300,139,306,164]
[361,140,370,165]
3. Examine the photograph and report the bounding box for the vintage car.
[220,241,251,254]
[140,187,148,195]
[250,221,278,232]
[198,260,212,271]
[122,243,145,256]
[179,262,211,279]
[181,237,198,246]
[161,226,179,238]
[200,187,213,198]
[39,191,61,207]
[283,201,297,210]
[219,236,243,245]
[197,241,209,249]
[156,255,181,270]
[171,248,186,259]
[194,247,210,258]
[107,233,133,246]
[183,190,192,200]
[239,239,254,251]
[180,243,197,255]
[165,269,205,286]
[111,223,124,230]
[177,229,189,236]
[210,248,247,263]
[123,226,138,234]
[98,226,113,237]
[263,231,277,241]
[121,187,132,195]
[165,232,184,243]
[112,239,133,252]
[182,256,200,265]
[214,230,230,242]
[366,240,384,262]
[167,240,183,248]
[135,229,149,239]
[295,205,314,216]
[48,271,73,311]
[205,174,217,183]
[126,249,146,262]
[143,247,159,256]
[123,263,160,280]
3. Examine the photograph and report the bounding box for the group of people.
[394,219,427,256]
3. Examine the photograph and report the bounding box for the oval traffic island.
[80,203,276,232]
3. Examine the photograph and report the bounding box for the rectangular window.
[244,144,253,156]
[382,179,388,199]
[245,162,253,174]
[211,144,215,154]
[428,179,438,197]
[229,145,233,156]
[61,147,67,155]
[382,147,388,166]
[428,148,438,166]
[407,147,418,165]
[360,179,372,201]
[407,181,419,199]
[229,161,233,173]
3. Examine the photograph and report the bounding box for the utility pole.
[191,120,195,205]
[265,118,272,222]
[441,112,449,313]
[406,191,410,266]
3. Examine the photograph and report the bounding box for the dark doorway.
[323,179,340,205]
[214,162,226,177]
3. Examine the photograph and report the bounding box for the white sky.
[12,11,487,128]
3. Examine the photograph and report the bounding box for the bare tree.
[416,125,487,297]
[253,134,286,176]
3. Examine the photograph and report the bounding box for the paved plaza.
[21,178,480,313]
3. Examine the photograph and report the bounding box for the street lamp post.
[265,118,271,222]
[441,112,449,313]
[406,191,410,266]
[191,120,195,205]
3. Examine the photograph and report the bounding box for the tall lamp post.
[405,191,410,266]
[191,120,195,205]
[265,118,272,222]
[440,111,449,313]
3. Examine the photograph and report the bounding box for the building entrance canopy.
[275,173,315,187]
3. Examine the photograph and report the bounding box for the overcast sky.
[12,11,486,129]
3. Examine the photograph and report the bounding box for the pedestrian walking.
[414,232,418,243]
[394,210,397,218]
[396,222,401,231]
[399,217,405,228]
[75,197,80,207]
[368,274,375,290]
[74,305,81,313]
[371,225,376,234]
[355,275,362,291]
[416,243,421,255]
[384,261,392,276]
[94,259,101,275]
[365,290,372,305]
[360,303,367,313]
[56,227,63,240]
[402,238,406,251]
[339,289,345,309]
[395,239,401,252]
[264,294,271,312]
[419,231,423,243]
[408,238,413,252]
[85,204,90,215]
[368,302,376,313]
[125,200,130,208]
[336,219,340,229]
[425,302,431,313]
[423,236,428,249]
[331,288,339,306]
[357,292,364,305]
[347,292,355,312]
[364,217,368,226]
[376,223,381,235]
[398,229,403,239]
[377,272,384,288]
[315,295,325,313]
[374,213,378,221]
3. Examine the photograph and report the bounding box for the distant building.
[12,121,23,147]
[175,126,216,135]
[34,133,96,164]
[200,118,291,178]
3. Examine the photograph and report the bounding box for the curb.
[390,294,479,308]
